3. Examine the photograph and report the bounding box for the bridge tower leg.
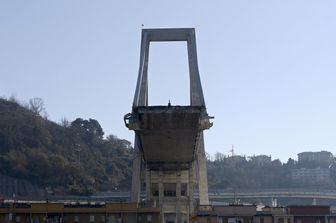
[130,136,142,202]
[271,197,278,207]
[128,28,212,222]
[196,133,209,205]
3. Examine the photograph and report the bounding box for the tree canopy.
[0,98,133,196]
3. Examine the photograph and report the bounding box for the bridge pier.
[196,133,210,206]
[125,28,213,222]
[130,138,142,202]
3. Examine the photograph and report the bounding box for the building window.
[147,215,152,222]
[237,217,244,223]
[181,183,187,196]
[90,215,95,222]
[108,215,116,222]
[126,214,137,223]
[164,183,176,197]
[151,183,159,196]
[228,217,236,223]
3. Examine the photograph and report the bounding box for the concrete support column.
[189,163,195,216]
[145,169,151,200]
[159,180,164,205]
[133,31,149,107]
[187,29,205,106]
[159,177,164,223]
[197,133,209,205]
[131,137,142,202]
[176,182,181,197]
[176,172,181,223]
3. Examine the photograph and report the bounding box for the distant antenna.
[229,144,235,157]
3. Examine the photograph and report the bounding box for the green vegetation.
[207,155,291,189]
[0,97,132,195]
[207,154,336,189]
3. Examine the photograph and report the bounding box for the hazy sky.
[1,1,336,162]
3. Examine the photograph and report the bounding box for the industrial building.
[2,202,336,223]
[0,201,160,223]
[192,205,336,223]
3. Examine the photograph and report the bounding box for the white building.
[298,151,333,167]
[291,167,334,186]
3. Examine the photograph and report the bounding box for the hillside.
[207,153,336,190]
[0,97,335,199]
[0,98,133,197]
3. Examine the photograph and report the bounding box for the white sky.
[1,1,336,162]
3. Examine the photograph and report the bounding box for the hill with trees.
[0,97,335,198]
[207,153,336,190]
[0,97,133,197]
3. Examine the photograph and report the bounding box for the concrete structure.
[124,28,213,223]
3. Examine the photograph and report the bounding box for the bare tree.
[214,152,225,162]
[60,117,70,127]
[8,94,18,103]
[29,98,45,116]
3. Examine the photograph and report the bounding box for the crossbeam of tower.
[132,28,205,107]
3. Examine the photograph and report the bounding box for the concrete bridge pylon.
[124,28,213,222]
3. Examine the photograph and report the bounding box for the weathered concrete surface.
[125,106,212,169]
